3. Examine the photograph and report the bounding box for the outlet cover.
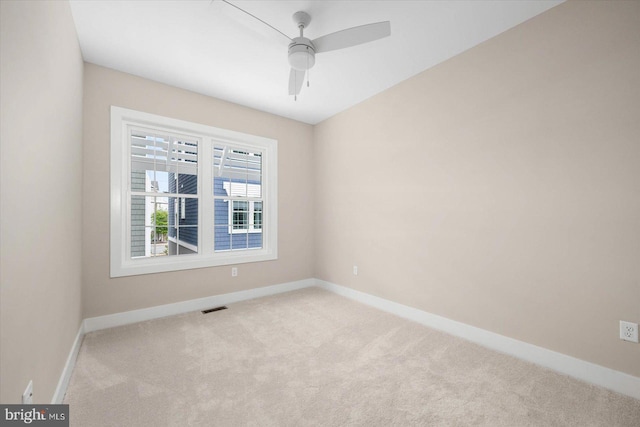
[231,267,238,277]
[22,380,33,404]
[620,321,639,343]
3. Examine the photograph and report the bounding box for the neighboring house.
[214,178,262,251]
[166,173,263,254]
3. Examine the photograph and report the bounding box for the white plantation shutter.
[130,131,198,177]
[213,147,262,183]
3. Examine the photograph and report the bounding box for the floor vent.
[202,306,228,314]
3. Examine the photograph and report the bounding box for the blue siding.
[168,175,262,252]
[214,193,230,251]
[214,177,262,252]
[168,173,198,252]
[230,232,262,250]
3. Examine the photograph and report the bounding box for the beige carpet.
[64,288,640,426]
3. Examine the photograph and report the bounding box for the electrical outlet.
[22,380,33,404]
[620,321,639,343]
[231,267,238,277]
[353,265,358,276]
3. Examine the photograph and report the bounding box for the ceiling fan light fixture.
[288,38,315,71]
[218,4,390,97]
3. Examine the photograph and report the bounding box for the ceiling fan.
[219,0,391,99]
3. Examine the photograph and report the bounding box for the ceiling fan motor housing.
[288,37,316,71]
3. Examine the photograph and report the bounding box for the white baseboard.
[315,279,640,400]
[55,277,639,404]
[51,323,84,404]
[83,278,315,333]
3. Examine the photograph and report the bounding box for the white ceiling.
[69,0,563,125]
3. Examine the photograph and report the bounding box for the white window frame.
[110,106,277,277]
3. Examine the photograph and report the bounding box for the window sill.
[110,248,277,278]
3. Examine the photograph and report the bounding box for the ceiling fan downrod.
[218,2,391,99]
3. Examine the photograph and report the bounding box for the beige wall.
[314,0,640,377]
[82,64,314,318]
[0,1,84,403]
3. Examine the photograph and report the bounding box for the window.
[111,106,277,277]
[254,202,263,230]
[230,200,262,233]
[221,181,262,233]
[232,201,249,231]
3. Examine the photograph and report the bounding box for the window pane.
[130,196,169,259]
[213,200,260,251]
[131,169,171,194]
[167,196,198,255]
[229,229,261,249]
[213,145,263,254]
[131,132,198,196]
[130,169,148,193]
[181,198,198,226]
[214,199,228,226]
[214,225,231,252]
[174,138,198,196]
[131,195,148,226]
[131,133,171,193]
[168,226,198,255]
[153,171,170,193]
[149,228,168,256]
[232,201,249,230]
[253,202,262,230]
[231,231,249,250]
[248,230,262,249]
[213,145,262,197]
[131,225,146,257]
[176,172,197,195]
[131,226,168,258]
[175,226,198,255]
[172,139,198,173]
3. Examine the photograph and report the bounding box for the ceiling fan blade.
[288,68,306,96]
[312,21,390,54]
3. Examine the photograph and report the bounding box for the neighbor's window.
[218,165,263,237]
[232,201,249,230]
[230,200,262,233]
[111,106,277,277]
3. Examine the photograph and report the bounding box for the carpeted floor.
[64,287,640,426]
